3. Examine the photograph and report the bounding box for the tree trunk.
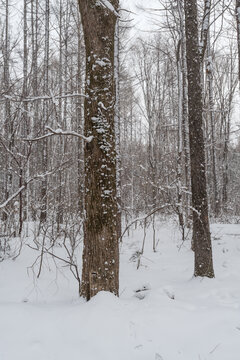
[3,0,12,222]
[78,0,119,300]
[56,0,64,231]
[236,0,240,84]
[19,0,29,235]
[30,0,39,222]
[177,0,191,227]
[40,0,50,223]
[184,0,214,278]
[76,12,84,215]
[206,39,219,217]
[176,39,184,234]
[114,17,122,241]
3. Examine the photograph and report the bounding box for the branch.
[42,249,76,267]
[0,186,26,209]
[24,126,93,143]
[120,204,171,241]
[0,162,70,210]
[0,136,21,167]
[0,92,87,103]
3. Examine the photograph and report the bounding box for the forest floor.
[0,218,240,359]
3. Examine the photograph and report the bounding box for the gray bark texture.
[78,0,119,300]
[236,0,240,83]
[184,0,214,278]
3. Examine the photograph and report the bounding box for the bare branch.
[0,92,87,103]
[120,204,171,241]
[24,126,93,143]
[0,162,70,210]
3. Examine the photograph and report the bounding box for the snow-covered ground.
[0,219,240,360]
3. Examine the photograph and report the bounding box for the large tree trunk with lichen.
[78,0,119,300]
[184,0,214,278]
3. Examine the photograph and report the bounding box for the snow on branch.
[24,126,93,143]
[0,92,87,104]
[0,164,69,210]
[96,0,120,17]
[0,186,26,210]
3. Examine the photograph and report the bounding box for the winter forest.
[1,0,240,359]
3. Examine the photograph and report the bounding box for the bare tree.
[184,0,214,277]
[236,0,240,83]
[2,0,12,222]
[78,0,119,300]
[205,38,220,217]
[40,0,50,223]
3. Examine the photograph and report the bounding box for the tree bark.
[40,0,50,223]
[3,0,12,222]
[114,17,122,241]
[206,39,219,216]
[184,0,214,278]
[78,0,119,300]
[236,0,240,84]
[177,0,191,227]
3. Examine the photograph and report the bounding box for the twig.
[0,161,70,210]
[120,204,171,241]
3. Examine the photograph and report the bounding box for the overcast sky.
[120,0,162,36]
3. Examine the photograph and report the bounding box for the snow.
[1,220,240,359]
[96,59,109,67]
[120,0,162,37]
[96,0,119,17]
